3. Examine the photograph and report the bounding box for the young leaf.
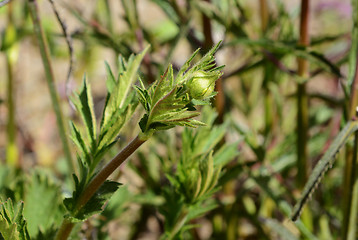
[136,42,224,138]
[71,78,97,152]
[0,199,30,240]
[101,46,149,131]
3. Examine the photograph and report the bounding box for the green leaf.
[101,47,148,135]
[292,121,358,221]
[261,218,299,240]
[149,0,179,23]
[137,43,223,136]
[69,122,90,166]
[23,173,63,238]
[71,78,97,151]
[0,199,30,240]
[348,2,358,86]
[227,38,342,78]
[213,143,239,166]
[67,180,121,222]
[104,61,116,94]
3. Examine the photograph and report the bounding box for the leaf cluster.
[0,199,30,240]
[64,48,148,222]
[135,42,224,137]
[158,107,239,239]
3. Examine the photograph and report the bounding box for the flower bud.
[187,71,217,100]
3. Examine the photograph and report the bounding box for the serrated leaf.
[292,121,358,221]
[0,199,30,240]
[118,46,150,108]
[23,173,63,238]
[69,122,90,165]
[104,61,116,93]
[137,43,223,135]
[101,47,148,132]
[68,180,121,222]
[71,78,97,151]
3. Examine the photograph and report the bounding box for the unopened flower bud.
[187,71,217,100]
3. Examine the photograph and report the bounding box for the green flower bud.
[187,71,217,100]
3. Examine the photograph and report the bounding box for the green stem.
[27,0,75,173]
[344,128,358,240]
[6,51,17,166]
[55,135,146,240]
[296,0,310,187]
[343,48,358,240]
[165,207,188,240]
[5,3,18,167]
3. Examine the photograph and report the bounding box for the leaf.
[0,199,30,240]
[104,61,116,94]
[23,173,64,238]
[348,1,358,86]
[149,0,179,23]
[291,121,358,221]
[67,180,121,222]
[101,47,148,133]
[187,199,217,221]
[136,43,224,136]
[260,218,299,240]
[213,143,239,166]
[69,122,90,165]
[71,78,97,151]
[227,38,342,78]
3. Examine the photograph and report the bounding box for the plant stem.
[5,5,18,166]
[259,0,268,33]
[296,0,310,187]
[344,126,358,240]
[55,135,146,240]
[27,0,75,173]
[6,52,18,166]
[343,52,358,240]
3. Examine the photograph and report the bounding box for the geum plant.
[51,42,224,239]
[157,107,239,239]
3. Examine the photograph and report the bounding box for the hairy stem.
[27,0,75,173]
[296,0,310,187]
[55,135,146,240]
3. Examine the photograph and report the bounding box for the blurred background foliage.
[0,0,355,239]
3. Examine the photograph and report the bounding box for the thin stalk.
[259,0,268,33]
[27,0,75,173]
[349,53,358,118]
[5,3,18,167]
[165,207,188,240]
[6,52,18,166]
[345,126,358,240]
[259,0,275,138]
[296,0,310,187]
[343,54,358,239]
[104,0,113,33]
[55,135,146,240]
[202,0,213,52]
